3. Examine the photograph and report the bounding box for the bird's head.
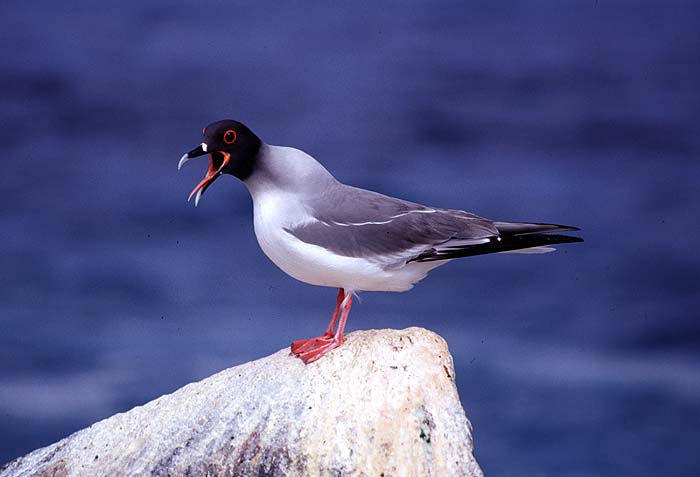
[179,119,262,206]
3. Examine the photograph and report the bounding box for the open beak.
[178,143,231,206]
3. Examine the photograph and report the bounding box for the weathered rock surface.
[1,327,482,477]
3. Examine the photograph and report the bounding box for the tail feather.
[500,245,555,254]
[494,221,580,235]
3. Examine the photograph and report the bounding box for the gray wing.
[285,185,499,264]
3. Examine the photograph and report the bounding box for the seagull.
[179,119,582,364]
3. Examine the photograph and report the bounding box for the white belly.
[251,192,440,292]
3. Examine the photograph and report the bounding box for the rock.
[1,327,482,477]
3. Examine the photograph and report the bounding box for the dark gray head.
[179,119,262,205]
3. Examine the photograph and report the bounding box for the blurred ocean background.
[1,1,699,475]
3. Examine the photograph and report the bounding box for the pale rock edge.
[1,327,482,477]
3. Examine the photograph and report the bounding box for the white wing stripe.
[325,209,438,227]
[331,219,395,227]
[388,209,436,218]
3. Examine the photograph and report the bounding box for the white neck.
[244,144,338,201]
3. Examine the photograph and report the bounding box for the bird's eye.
[223,130,237,144]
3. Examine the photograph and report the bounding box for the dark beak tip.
[187,144,207,158]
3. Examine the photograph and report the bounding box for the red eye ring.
[223,129,237,144]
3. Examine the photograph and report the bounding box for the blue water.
[1,1,699,475]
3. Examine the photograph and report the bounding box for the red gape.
[291,288,353,364]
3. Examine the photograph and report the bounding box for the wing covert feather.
[285,186,498,262]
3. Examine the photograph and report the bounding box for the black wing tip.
[544,233,583,243]
[557,225,581,232]
[409,232,583,263]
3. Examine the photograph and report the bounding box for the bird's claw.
[291,334,341,364]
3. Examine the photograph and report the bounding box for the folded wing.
[285,185,582,266]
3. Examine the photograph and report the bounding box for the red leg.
[295,292,353,364]
[323,288,345,336]
[334,292,353,343]
[290,288,345,355]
